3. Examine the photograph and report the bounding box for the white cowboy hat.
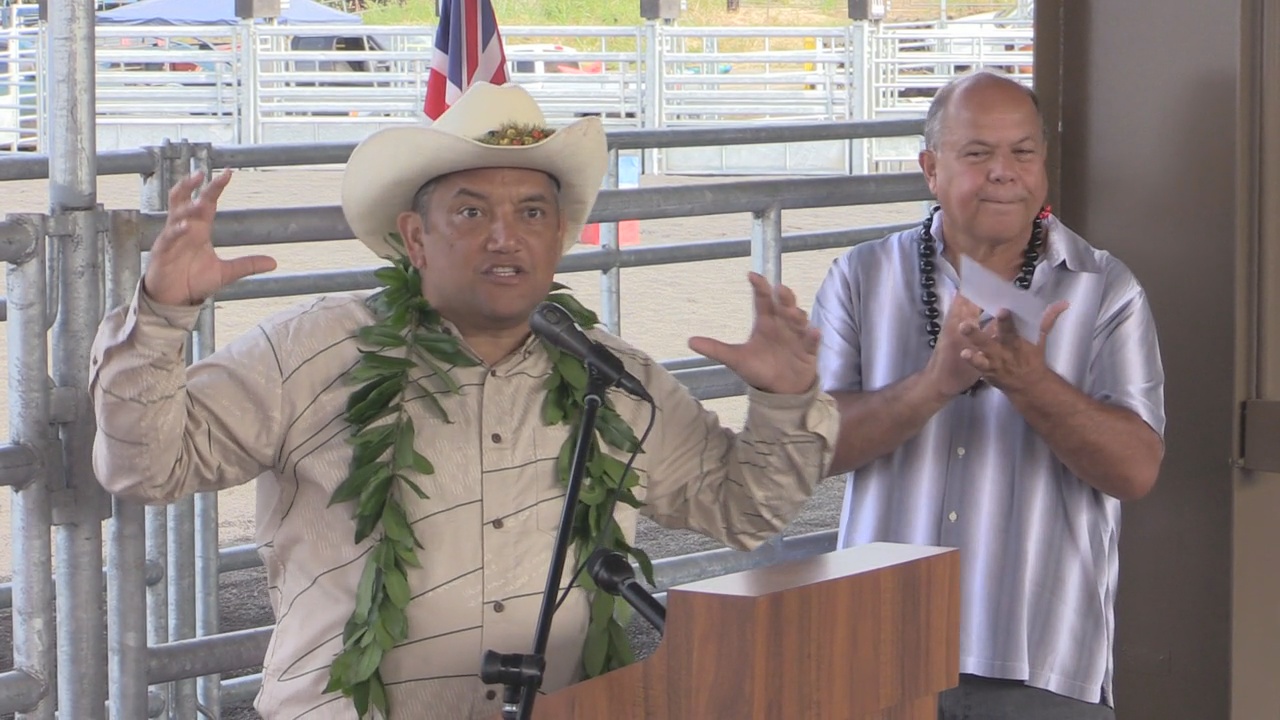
[341,82,608,259]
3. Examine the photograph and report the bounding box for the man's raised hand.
[142,170,277,306]
[688,272,821,396]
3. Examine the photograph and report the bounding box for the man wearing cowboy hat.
[88,82,839,719]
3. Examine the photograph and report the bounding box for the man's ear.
[918,149,939,195]
[396,211,427,269]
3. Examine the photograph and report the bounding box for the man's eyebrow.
[957,135,1037,149]
[447,187,489,202]
[444,189,556,204]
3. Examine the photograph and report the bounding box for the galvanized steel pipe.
[115,173,929,249]
[147,627,274,686]
[0,670,47,716]
[104,218,149,720]
[7,218,54,720]
[192,302,222,719]
[47,4,109,718]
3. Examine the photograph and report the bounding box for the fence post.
[599,148,622,335]
[238,23,258,146]
[190,300,221,720]
[47,0,109,717]
[157,140,200,720]
[8,213,55,720]
[750,203,783,286]
[34,26,46,153]
[104,206,151,720]
[48,203,110,720]
[187,139,222,719]
[641,21,662,174]
[849,21,871,175]
[138,139,196,720]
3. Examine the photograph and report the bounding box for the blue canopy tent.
[96,0,361,25]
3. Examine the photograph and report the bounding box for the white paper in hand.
[958,255,1047,343]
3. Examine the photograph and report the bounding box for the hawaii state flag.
[423,0,510,120]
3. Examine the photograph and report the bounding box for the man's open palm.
[143,170,276,306]
[688,272,820,396]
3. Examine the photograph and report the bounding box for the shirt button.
[493,601,505,613]
[486,690,497,701]
[492,518,504,530]
[956,447,966,457]
[489,369,498,378]
[491,433,502,444]
[949,511,958,522]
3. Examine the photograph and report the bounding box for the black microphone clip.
[586,548,666,635]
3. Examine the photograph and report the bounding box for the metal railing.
[1,20,1033,170]
[0,115,930,718]
[0,22,40,151]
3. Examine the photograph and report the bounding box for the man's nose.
[486,215,520,250]
[988,151,1018,182]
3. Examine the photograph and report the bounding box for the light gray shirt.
[811,212,1165,706]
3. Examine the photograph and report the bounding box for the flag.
[424,0,510,120]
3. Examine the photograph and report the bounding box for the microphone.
[586,548,666,634]
[528,302,653,403]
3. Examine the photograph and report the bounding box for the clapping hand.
[958,301,1070,393]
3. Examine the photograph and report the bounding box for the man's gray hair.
[412,176,443,217]
[922,69,1047,151]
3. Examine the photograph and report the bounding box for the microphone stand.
[480,365,609,720]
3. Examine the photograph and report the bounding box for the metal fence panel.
[1,20,1031,171]
[0,117,932,718]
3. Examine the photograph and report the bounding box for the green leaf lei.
[324,234,656,718]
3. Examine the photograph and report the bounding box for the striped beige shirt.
[89,286,838,719]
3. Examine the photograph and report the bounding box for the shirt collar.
[437,317,546,370]
[929,209,1102,275]
[1039,215,1103,273]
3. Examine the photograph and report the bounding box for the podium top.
[522,540,960,719]
[675,541,955,597]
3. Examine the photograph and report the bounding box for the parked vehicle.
[506,43,638,119]
[289,33,393,74]
[507,43,605,79]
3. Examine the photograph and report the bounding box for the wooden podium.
[517,542,960,719]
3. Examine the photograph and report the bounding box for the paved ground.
[0,166,927,717]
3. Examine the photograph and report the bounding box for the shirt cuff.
[135,280,202,330]
[745,382,838,436]
[121,280,202,362]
